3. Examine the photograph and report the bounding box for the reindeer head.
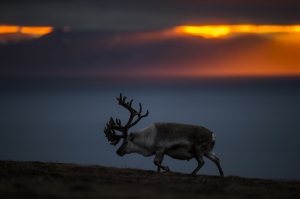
[104,93,149,156]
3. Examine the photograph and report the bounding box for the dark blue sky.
[1,78,300,180]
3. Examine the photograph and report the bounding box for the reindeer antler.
[104,117,125,146]
[117,93,149,129]
[104,93,149,146]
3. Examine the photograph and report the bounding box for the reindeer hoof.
[164,166,170,172]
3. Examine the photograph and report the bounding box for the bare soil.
[0,160,299,199]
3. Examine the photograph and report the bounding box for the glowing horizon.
[174,25,300,39]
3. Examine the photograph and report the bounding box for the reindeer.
[104,93,224,176]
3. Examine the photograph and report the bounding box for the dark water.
[1,77,300,180]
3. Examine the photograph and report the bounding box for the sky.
[1,0,300,180]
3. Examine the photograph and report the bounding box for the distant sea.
[1,77,300,180]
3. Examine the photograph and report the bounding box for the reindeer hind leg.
[156,154,165,172]
[204,151,224,177]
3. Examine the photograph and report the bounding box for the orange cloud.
[174,26,230,39]
[174,25,300,39]
[0,25,53,44]
[20,27,53,37]
[0,26,19,34]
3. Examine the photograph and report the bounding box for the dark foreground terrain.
[0,161,299,199]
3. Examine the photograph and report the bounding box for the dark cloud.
[1,0,300,31]
[0,29,269,78]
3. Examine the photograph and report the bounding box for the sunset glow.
[0,25,53,37]
[174,25,300,39]
[1,23,300,78]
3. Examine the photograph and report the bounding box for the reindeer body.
[116,122,223,176]
[104,94,224,176]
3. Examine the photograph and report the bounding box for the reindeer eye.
[129,134,134,141]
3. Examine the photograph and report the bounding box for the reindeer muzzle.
[116,150,124,156]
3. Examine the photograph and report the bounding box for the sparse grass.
[0,160,299,199]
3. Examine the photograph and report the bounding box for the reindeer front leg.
[191,155,205,175]
[154,151,170,172]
